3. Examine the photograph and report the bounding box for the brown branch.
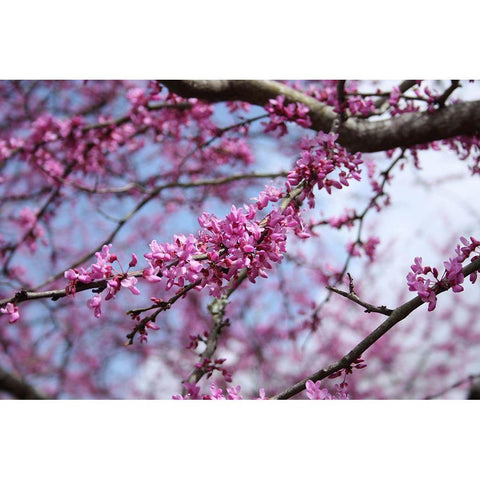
[436,80,461,108]
[373,79,418,109]
[336,80,347,123]
[161,80,480,153]
[327,285,393,315]
[181,180,308,388]
[0,275,134,308]
[0,367,48,399]
[271,256,480,399]
[182,295,230,390]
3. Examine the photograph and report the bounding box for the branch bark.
[0,368,48,399]
[161,80,480,153]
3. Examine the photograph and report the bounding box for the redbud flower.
[87,295,102,318]
[1,302,20,324]
[121,276,140,295]
[305,380,334,400]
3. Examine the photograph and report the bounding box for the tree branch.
[161,80,480,153]
[327,285,393,315]
[0,367,48,399]
[271,257,480,399]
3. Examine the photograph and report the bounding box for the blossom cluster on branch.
[1,80,480,400]
[407,236,480,311]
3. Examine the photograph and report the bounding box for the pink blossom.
[226,385,243,399]
[406,236,480,311]
[121,276,140,295]
[256,388,268,400]
[363,237,380,261]
[87,295,102,318]
[1,302,20,324]
[128,253,138,268]
[263,95,312,137]
[305,380,334,400]
[209,384,225,399]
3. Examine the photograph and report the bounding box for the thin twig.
[271,257,480,399]
[436,80,461,108]
[373,79,418,109]
[424,372,480,399]
[182,295,230,391]
[326,285,393,315]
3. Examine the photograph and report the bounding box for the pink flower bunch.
[65,244,118,285]
[308,81,338,106]
[441,134,480,175]
[144,200,302,297]
[326,208,357,229]
[200,137,254,167]
[14,207,46,253]
[363,236,380,261]
[287,131,362,207]
[343,95,376,117]
[307,81,375,117]
[263,95,312,137]
[65,245,140,317]
[406,257,440,311]
[172,383,243,400]
[194,357,232,383]
[144,233,204,289]
[305,379,349,400]
[448,236,480,284]
[407,236,480,311]
[226,101,251,113]
[388,85,421,116]
[254,183,283,211]
[144,134,362,302]
[3,112,144,177]
[1,88,219,183]
[415,85,438,112]
[126,87,148,107]
[0,302,20,324]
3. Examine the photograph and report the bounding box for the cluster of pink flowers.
[287,131,363,207]
[137,132,363,320]
[173,380,348,400]
[14,207,46,253]
[2,113,142,177]
[226,101,251,113]
[263,95,312,137]
[407,236,480,311]
[143,201,300,297]
[0,302,20,324]
[172,383,271,400]
[200,137,254,167]
[441,134,480,176]
[305,380,349,400]
[172,383,245,400]
[325,208,357,229]
[347,236,380,262]
[388,85,421,116]
[342,95,376,117]
[64,244,140,318]
[307,80,375,117]
[194,357,232,382]
[0,85,222,188]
